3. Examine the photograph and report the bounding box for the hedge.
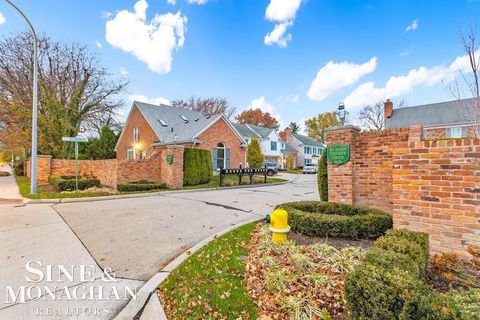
[276,201,392,239]
[318,151,328,201]
[183,148,213,186]
[14,161,24,176]
[117,182,167,192]
[58,178,100,191]
[345,229,477,319]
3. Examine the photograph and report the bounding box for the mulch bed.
[289,231,375,250]
[0,171,11,177]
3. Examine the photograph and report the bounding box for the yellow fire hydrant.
[265,209,290,244]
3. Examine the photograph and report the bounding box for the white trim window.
[133,127,139,142]
[446,127,467,139]
[127,147,135,160]
[271,141,277,151]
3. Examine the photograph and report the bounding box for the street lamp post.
[5,0,38,194]
[336,102,349,126]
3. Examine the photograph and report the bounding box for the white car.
[303,165,318,174]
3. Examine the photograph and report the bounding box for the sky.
[0,0,479,131]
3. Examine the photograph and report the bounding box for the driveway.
[53,173,318,281]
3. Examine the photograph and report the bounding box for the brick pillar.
[325,125,360,204]
[25,155,52,185]
[159,145,185,189]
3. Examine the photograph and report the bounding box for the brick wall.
[25,157,117,187]
[393,128,480,254]
[116,106,159,161]
[195,117,246,167]
[326,125,480,254]
[424,125,476,139]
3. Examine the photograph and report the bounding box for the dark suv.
[264,162,278,176]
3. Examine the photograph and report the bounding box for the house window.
[271,141,277,151]
[318,148,323,155]
[304,146,311,154]
[127,147,135,160]
[446,127,466,138]
[140,150,147,160]
[133,127,139,142]
[304,159,312,165]
[313,147,317,155]
[217,142,225,169]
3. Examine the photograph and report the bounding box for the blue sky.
[0,0,478,130]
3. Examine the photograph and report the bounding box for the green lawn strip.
[160,222,257,320]
[16,175,287,199]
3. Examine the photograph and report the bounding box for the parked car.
[302,164,318,174]
[264,162,278,176]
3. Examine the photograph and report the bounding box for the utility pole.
[5,0,38,194]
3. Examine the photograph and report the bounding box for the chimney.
[384,99,393,124]
[283,127,292,142]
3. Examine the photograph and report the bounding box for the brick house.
[115,101,247,170]
[384,98,477,139]
[281,128,325,167]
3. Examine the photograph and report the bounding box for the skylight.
[180,115,188,122]
[158,119,167,127]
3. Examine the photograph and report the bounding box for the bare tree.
[171,96,237,118]
[359,101,385,131]
[0,31,127,157]
[448,26,480,138]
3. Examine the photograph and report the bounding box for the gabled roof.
[232,123,259,139]
[246,124,274,138]
[116,101,245,150]
[292,133,324,147]
[385,98,473,129]
[281,142,297,155]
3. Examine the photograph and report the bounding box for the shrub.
[247,137,264,169]
[57,178,100,191]
[318,151,328,201]
[14,161,24,176]
[276,201,392,239]
[183,148,213,186]
[344,228,464,320]
[60,175,76,180]
[117,182,167,192]
[48,176,64,188]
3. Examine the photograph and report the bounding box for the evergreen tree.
[318,151,328,201]
[247,137,264,168]
[286,154,295,169]
[84,126,118,160]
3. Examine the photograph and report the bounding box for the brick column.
[325,125,360,204]
[159,145,185,189]
[25,155,52,185]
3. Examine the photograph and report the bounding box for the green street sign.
[166,154,174,165]
[327,144,350,165]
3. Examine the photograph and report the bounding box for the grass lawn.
[16,175,287,199]
[159,222,258,320]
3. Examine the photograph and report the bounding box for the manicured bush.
[183,148,213,186]
[14,161,24,176]
[60,175,76,180]
[318,151,328,201]
[117,182,167,192]
[344,228,463,319]
[57,178,100,191]
[247,137,264,169]
[48,176,64,188]
[276,201,392,239]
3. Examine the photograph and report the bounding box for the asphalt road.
[54,173,318,281]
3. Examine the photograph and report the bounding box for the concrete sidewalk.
[0,203,144,319]
[0,165,23,203]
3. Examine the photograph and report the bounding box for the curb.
[113,218,261,320]
[22,177,296,205]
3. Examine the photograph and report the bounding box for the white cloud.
[405,19,418,32]
[264,21,293,48]
[307,57,378,102]
[187,0,208,4]
[106,0,187,74]
[120,67,128,76]
[96,40,102,48]
[101,11,113,19]
[129,94,171,106]
[167,0,176,4]
[343,52,477,109]
[264,0,302,47]
[400,50,410,57]
[0,12,6,25]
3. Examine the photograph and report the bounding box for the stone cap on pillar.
[325,125,361,133]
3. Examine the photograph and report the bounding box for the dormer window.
[158,119,167,127]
